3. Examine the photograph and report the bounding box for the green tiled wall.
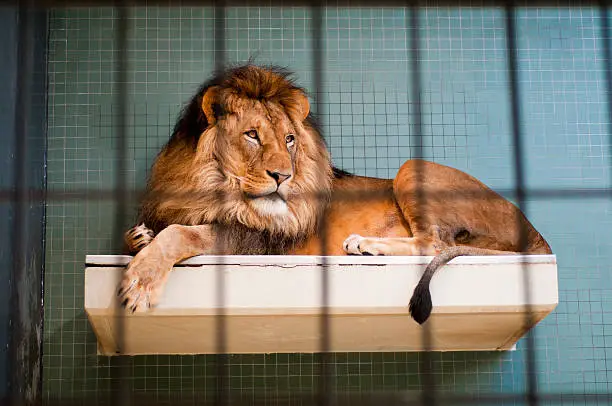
[44,5,612,404]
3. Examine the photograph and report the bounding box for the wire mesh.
[5,1,612,406]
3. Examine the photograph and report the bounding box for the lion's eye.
[244,130,259,144]
[285,134,295,147]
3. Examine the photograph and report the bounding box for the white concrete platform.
[84,254,558,356]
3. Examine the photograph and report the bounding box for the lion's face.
[189,68,333,238]
[219,100,299,217]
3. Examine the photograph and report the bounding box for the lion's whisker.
[226,172,257,187]
[225,172,245,181]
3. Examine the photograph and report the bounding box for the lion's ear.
[291,89,310,121]
[201,85,221,126]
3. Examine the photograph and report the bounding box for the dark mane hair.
[168,63,326,148]
[164,62,351,180]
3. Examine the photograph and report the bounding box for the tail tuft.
[409,282,433,325]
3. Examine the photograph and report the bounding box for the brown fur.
[135,64,332,251]
[118,64,552,324]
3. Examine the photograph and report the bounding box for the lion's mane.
[135,64,338,254]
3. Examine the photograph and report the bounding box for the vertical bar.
[600,0,612,176]
[504,3,538,406]
[407,2,436,405]
[212,2,228,406]
[111,2,130,406]
[9,2,33,405]
[599,5,612,406]
[7,1,47,405]
[311,3,331,406]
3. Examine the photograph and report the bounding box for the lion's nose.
[266,170,291,185]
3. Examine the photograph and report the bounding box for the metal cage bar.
[504,2,538,405]
[601,1,612,180]
[110,3,131,406]
[5,1,48,405]
[405,3,436,405]
[310,3,333,406]
[212,2,229,405]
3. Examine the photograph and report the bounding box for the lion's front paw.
[124,223,155,254]
[117,247,171,313]
[343,234,387,256]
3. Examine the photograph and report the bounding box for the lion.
[117,64,552,324]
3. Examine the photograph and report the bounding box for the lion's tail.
[408,246,518,325]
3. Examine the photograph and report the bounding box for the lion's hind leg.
[124,223,156,255]
[389,159,549,324]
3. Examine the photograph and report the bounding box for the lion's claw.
[124,223,156,254]
[116,246,171,313]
